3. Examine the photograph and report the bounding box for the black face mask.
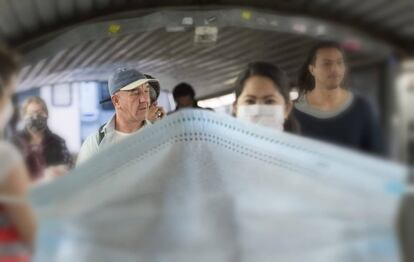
[25,115,47,133]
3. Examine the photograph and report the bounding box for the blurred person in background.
[171,82,211,113]
[0,43,36,260]
[12,96,72,182]
[144,74,166,123]
[233,61,300,133]
[294,40,383,154]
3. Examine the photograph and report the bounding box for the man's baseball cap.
[100,68,159,104]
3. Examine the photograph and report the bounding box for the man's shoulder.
[348,94,375,116]
[83,131,101,148]
[76,132,101,166]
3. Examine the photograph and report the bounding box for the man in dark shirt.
[293,40,382,155]
[170,83,212,113]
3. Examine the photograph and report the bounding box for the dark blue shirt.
[293,95,383,155]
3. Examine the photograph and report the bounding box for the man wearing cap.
[76,68,165,165]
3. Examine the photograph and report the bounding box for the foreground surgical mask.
[0,99,13,130]
[25,115,47,133]
[237,104,285,131]
[31,109,407,262]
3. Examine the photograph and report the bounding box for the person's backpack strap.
[97,124,106,145]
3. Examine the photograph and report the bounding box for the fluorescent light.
[199,93,235,109]
[224,77,238,85]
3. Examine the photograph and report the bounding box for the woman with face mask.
[12,96,73,182]
[233,61,300,133]
[0,43,36,260]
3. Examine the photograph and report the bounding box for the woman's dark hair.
[297,40,346,97]
[234,61,300,133]
[0,43,20,98]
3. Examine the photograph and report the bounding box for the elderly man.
[76,68,165,165]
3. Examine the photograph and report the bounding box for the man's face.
[112,83,151,123]
[176,95,194,108]
[309,48,346,90]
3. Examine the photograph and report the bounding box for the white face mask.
[0,99,13,131]
[237,104,285,131]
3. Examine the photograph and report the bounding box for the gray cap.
[108,68,158,96]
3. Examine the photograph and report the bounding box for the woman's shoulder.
[0,141,20,154]
[45,130,66,144]
[0,141,23,180]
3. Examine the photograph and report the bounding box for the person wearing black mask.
[13,96,72,182]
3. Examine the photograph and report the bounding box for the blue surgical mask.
[237,104,285,131]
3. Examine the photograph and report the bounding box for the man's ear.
[111,95,120,109]
[284,101,293,120]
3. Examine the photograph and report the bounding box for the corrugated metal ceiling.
[0,0,412,97]
[16,26,379,97]
[1,0,412,50]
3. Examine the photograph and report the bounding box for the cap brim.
[119,78,159,91]
[99,97,112,104]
